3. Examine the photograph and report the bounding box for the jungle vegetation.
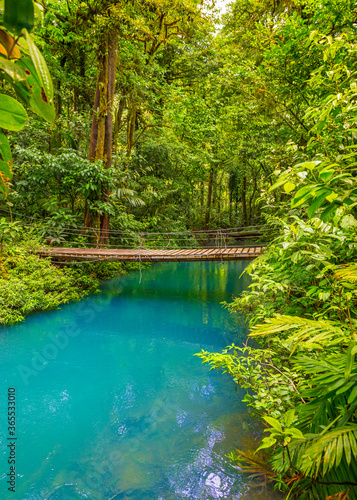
[1,0,357,498]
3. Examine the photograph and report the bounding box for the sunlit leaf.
[0,93,27,130]
[3,0,34,34]
[24,29,53,102]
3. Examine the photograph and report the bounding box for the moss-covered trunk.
[84,30,118,246]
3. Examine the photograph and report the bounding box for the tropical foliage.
[196,0,357,498]
[1,0,357,497]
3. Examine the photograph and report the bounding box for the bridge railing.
[0,208,278,250]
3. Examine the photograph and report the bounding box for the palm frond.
[301,426,357,477]
[335,264,357,282]
[115,188,146,207]
[250,315,350,356]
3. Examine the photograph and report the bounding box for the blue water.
[0,261,268,500]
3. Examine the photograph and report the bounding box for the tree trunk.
[242,170,247,225]
[112,96,126,156]
[84,30,118,246]
[205,167,214,229]
[200,181,204,208]
[229,188,233,223]
[126,98,137,158]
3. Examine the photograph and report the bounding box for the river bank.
[0,240,143,326]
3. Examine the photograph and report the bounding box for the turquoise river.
[0,261,274,500]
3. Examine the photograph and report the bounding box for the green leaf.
[319,170,334,182]
[24,30,53,102]
[0,131,12,179]
[323,441,333,475]
[0,57,27,81]
[284,181,296,194]
[263,416,282,433]
[325,192,338,203]
[0,93,27,131]
[336,435,344,467]
[307,191,330,218]
[286,428,305,439]
[4,0,34,34]
[291,185,319,208]
[344,433,351,465]
[321,203,337,222]
[345,343,356,379]
[0,131,12,195]
[350,431,357,459]
[284,409,295,427]
[15,57,55,123]
[348,385,357,405]
[256,436,277,452]
[294,185,314,200]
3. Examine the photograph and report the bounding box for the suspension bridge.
[38,225,268,263]
[40,245,264,263]
[1,209,271,263]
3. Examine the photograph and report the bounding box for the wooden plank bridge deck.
[41,246,264,262]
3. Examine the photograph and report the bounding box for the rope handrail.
[0,207,274,236]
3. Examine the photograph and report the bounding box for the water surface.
[0,261,270,499]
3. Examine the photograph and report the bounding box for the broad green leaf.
[291,193,313,209]
[319,170,334,182]
[321,203,337,222]
[325,192,338,203]
[284,409,295,427]
[307,191,330,218]
[294,185,314,199]
[4,0,34,34]
[284,181,295,194]
[256,436,277,452]
[0,131,12,179]
[15,57,55,123]
[0,131,12,196]
[0,93,27,131]
[0,58,27,81]
[263,416,282,432]
[291,185,319,208]
[286,428,305,439]
[24,30,53,102]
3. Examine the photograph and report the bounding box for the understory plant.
[197,217,357,499]
[0,226,136,325]
[196,19,357,499]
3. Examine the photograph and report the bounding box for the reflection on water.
[0,261,278,499]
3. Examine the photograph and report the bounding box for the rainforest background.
[1,0,357,498]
